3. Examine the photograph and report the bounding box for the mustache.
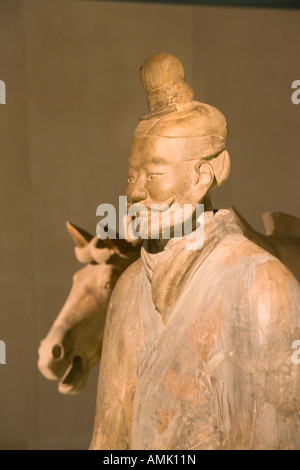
[128,199,175,214]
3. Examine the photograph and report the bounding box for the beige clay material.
[37,222,140,394]
[38,208,300,394]
[89,53,300,450]
[38,52,300,449]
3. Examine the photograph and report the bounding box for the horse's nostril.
[52,344,64,360]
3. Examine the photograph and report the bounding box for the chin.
[135,205,190,240]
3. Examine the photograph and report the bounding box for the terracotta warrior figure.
[90,53,300,450]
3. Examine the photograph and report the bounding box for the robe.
[90,209,300,450]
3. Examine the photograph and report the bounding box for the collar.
[140,209,243,322]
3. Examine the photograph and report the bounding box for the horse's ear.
[66,222,93,247]
[262,212,300,237]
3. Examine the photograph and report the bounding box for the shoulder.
[234,236,300,298]
[113,257,143,290]
[213,238,300,366]
[216,233,298,285]
[250,253,300,325]
[215,233,274,269]
[210,233,300,320]
[231,238,300,341]
[108,257,143,308]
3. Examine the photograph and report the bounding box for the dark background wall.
[0,0,299,449]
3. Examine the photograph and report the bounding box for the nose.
[127,177,148,204]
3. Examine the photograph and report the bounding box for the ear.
[66,222,93,247]
[212,150,230,187]
[194,161,214,189]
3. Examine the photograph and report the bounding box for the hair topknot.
[135,52,228,166]
[139,52,194,117]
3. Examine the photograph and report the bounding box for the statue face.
[126,135,205,239]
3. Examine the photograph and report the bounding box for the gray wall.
[0,0,299,449]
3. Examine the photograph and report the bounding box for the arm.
[227,258,300,449]
[89,261,142,450]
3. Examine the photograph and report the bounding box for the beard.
[128,202,204,240]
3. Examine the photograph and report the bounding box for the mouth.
[38,331,91,395]
[129,197,176,215]
[58,355,89,395]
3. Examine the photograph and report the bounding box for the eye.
[147,173,162,181]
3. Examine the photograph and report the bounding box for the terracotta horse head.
[37,222,141,394]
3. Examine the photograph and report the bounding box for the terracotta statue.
[38,209,300,394]
[37,222,140,394]
[37,52,300,449]
[88,53,300,450]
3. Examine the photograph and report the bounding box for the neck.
[146,195,214,253]
[202,194,213,212]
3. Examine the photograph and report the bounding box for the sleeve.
[220,258,300,449]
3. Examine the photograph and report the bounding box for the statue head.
[126,52,230,240]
